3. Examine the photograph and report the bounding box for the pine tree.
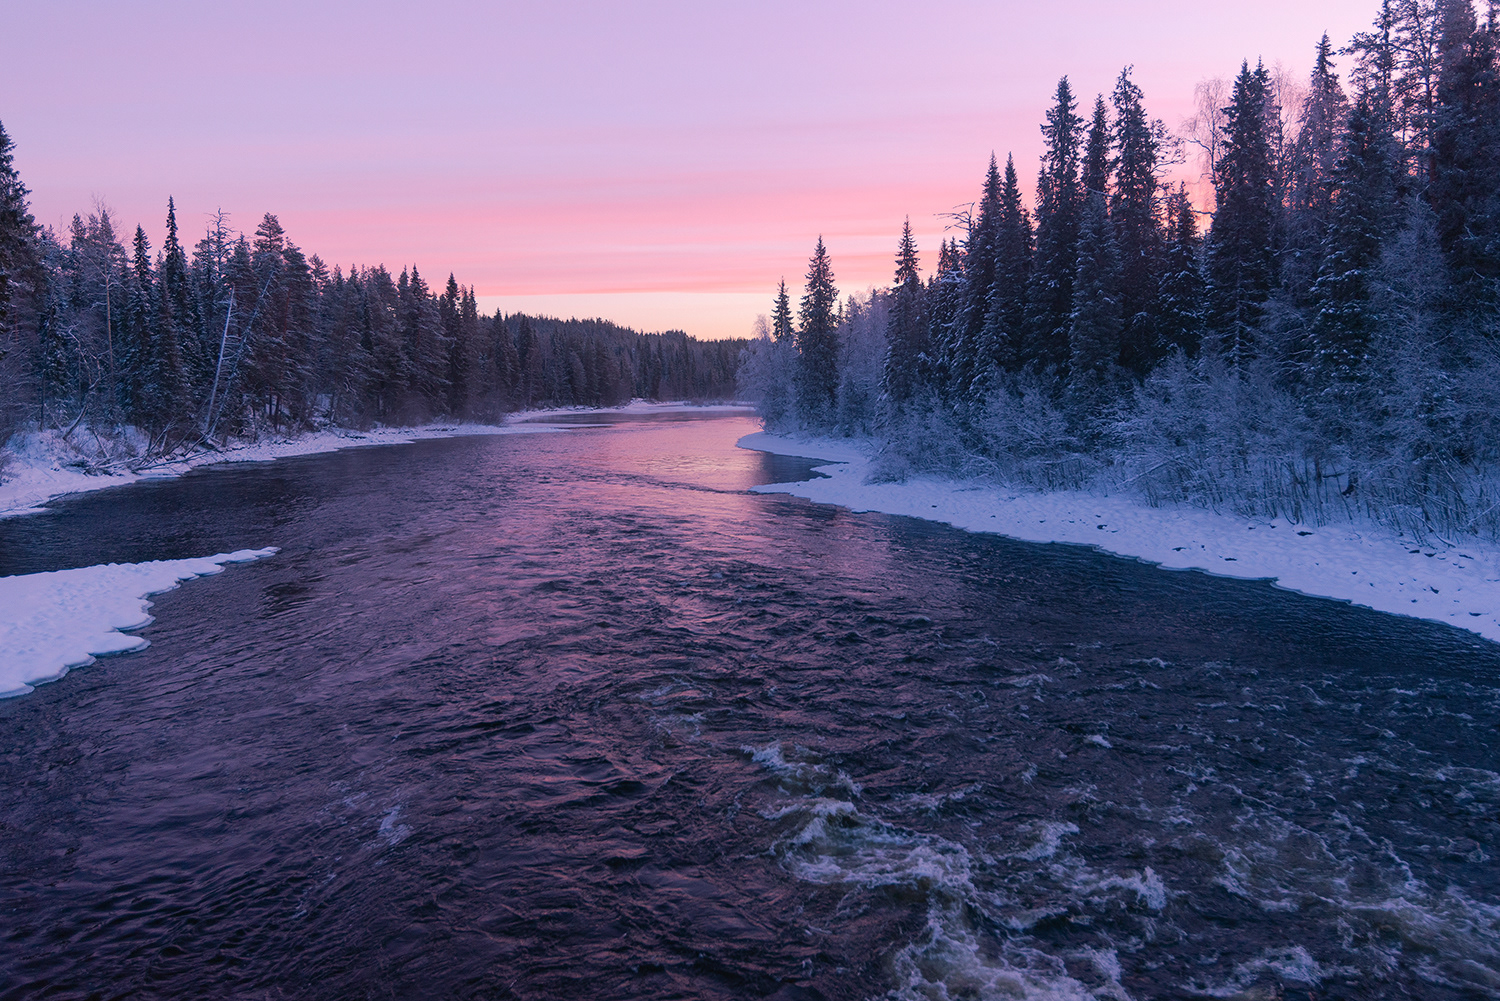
[796,237,839,421]
[1026,77,1085,373]
[1068,192,1125,407]
[882,218,928,404]
[978,154,1033,377]
[1110,67,1164,374]
[1082,94,1112,195]
[1208,61,1279,364]
[1311,95,1402,382]
[772,279,794,342]
[1428,0,1500,294]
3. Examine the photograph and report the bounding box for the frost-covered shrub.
[737,327,800,432]
[835,292,889,437]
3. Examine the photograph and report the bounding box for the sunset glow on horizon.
[8,0,1379,339]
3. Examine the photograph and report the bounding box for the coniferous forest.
[0,135,743,461]
[740,0,1500,541]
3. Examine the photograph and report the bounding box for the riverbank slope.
[738,430,1500,645]
[0,402,751,518]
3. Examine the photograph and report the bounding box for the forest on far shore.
[740,0,1500,542]
[0,147,743,459]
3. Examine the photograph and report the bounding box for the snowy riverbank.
[0,548,279,698]
[738,431,1500,645]
[0,402,752,519]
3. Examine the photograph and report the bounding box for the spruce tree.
[1082,94,1111,195]
[882,218,928,404]
[121,225,157,423]
[1026,77,1085,373]
[954,155,1005,396]
[1110,67,1164,374]
[158,198,199,396]
[978,154,1033,377]
[926,239,965,394]
[0,119,38,337]
[491,312,520,406]
[1068,192,1125,407]
[1208,61,1279,365]
[441,273,470,415]
[1157,185,1206,356]
[1428,0,1500,294]
[1311,95,1401,382]
[771,279,794,342]
[796,237,839,422]
[1289,35,1351,231]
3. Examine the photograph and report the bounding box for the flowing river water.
[1,412,1497,1000]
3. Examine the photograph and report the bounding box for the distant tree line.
[741,0,1500,541]
[0,137,742,451]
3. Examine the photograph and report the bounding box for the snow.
[0,403,751,518]
[739,431,1500,645]
[0,548,279,698]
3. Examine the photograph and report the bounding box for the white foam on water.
[376,805,413,848]
[745,748,1147,1000]
[740,741,863,798]
[1012,822,1081,862]
[0,548,278,697]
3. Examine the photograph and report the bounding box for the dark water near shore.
[2,413,1497,1001]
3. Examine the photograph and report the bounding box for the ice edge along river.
[0,402,753,519]
[738,430,1500,646]
[0,548,280,698]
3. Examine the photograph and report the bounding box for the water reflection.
[1,414,1496,1001]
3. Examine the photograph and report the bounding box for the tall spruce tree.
[1110,67,1164,374]
[882,219,928,404]
[158,198,199,395]
[1290,35,1351,231]
[1157,185,1206,356]
[978,155,1033,377]
[0,120,39,339]
[120,225,155,421]
[0,120,45,436]
[772,279,795,343]
[954,156,1005,396]
[796,237,839,421]
[1428,0,1500,295]
[1082,94,1112,195]
[1208,61,1279,364]
[1311,94,1401,382]
[1068,192,1125,407]
[1025,77,1085,373]
[927,239,966,394]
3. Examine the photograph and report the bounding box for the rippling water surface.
[2,413,1498,1001]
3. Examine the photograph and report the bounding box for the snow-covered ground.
[738,431,1500,645]
[0,402,751,518]
[0,548,278,698]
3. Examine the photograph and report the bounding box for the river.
[1,412,1496,1000]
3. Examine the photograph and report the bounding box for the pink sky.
[6,0,1378,339]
